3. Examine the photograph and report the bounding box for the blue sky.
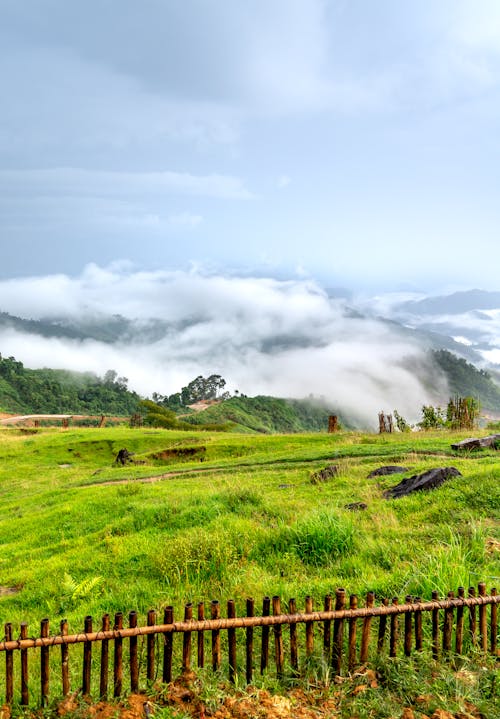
[1,0,500,290]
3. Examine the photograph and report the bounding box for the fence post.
[305,596,314,657]
[468,587,477,646]
[260,597,270,674]
[432,591,439,660]
[113,612,123,697]
[163,607,173,683]
[227,600,237,683]
[197,603,205,670]
[272,596,284,679]
[443,592,454,653]
[41,618,50,707]
[100,614,110,700]
[211,601,221,672]
[20,622,29,706]
[147,610,156,683]
[360,591,374,663]
[414,597,422,652]
[348,595,358,671]
[82,616,92,697]
[404,596,412,657]
[289,598,299,675]
[323,594,332,662]
[456,587,465,654]
[246,598,254,685]
[182,604,193,677]
[377,597,389,653]
[60,619,70,697]
[491,588,498,655]
[332,588,346,675]
[478,583,487,652]
[5,623,13,705]
[389,597,399,658]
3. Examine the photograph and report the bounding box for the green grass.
[0,425,498,716]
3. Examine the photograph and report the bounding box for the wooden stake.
[323,594,332,662]
[20,623,29,706]
[305,596,314,657]
[113,612,123,698]
[491,587,498,655]
[478,583,487,652]
[82,616,92,697]
[414,598,423,652]
[147,610,157,681]
[389,598,398,658]
[289,598,299,674]
[404,596,412,657]
[332,589,346,674]
[163,607,173,683]
[60,620,70,697]
[273,596,284,679]
[443,592,454,653]
[5,623,13,704]
[456,588,465,654]
[468,587,477,646]
[360,592,374,663]
[377,598,389,653]
[228,600,237,683]
[41,618,50,707]
[260,597,270,674]
[100,614,110,700]
[211,601,221,671]
[197,603,205,669]
[432,591,439,660]
[246,598,254,685]
[182,604,192,677]
[348,595,358,671]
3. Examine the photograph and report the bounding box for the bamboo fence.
[0,583,498,707]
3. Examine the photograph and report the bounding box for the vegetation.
[432,349,500,410]
[0,425,497,716]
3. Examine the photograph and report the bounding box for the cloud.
[0,265,447,427]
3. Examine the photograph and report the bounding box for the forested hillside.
[0,356,140,415]
[432,349,500,410]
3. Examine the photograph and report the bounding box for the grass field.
[0,425,498,717]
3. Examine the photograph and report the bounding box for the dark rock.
[368,465,409,478]
[451,434,500,451]
[384,467,462,499]
[115,448,135,465]
[345,502,368,511]
[310,464,339,483]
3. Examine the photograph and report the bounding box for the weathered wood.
[455,587,465,654]
[328,415,338,433]
[163,607,173,683]
[305,596,314,657]
[389,598,399,658]
[260,597,270,674]
[432,591,439,660]
[348,595,357,671]
[414,598,423,652]
[323,594,332,662]
[211,601,221,672]
[443,592,454,653]
[197,603,205,669]
[377,598,389,653]
[113,612,123,698]
[147,610,156,681]
[360,592,374,663]
[468,587,477,646]
[20,623,29,706]
[228,600,237,683]
[182,604,192,677]
[289,598,298,674]
[478,583,488,652]
[404,595,412,656]
[5,623,13,704]
[246,598,254,685]
[491,588,497,655]
[100,614,110,700]
[60,620,70,697]
[41,618,50,707]
[83,616,93,697]
[129,612,139,693]
[272,596,284,679]
[332,589,346,674]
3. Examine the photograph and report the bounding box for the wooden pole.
[289,598,298,675]
[82,616,92,697]
[5,623,13,704]
[348,595,358,671]
[260,596,270,674]
[414,598,423,652]
[20,623,29,706]
[147,610,157,682]
[443,592,454,653]
[61,619,70,697]
[41,618,50,707]
[478,583,487,652]
[323,594,332,662]
[246,598,254,685]
[389,598,398,658]
[113,612,123,698]
[328,415,338,433]
[211,601,221,672]
[332,588,346,674]
[197,603,205,669]
[432,591,439,660]
[360,592,374,663]
[272,596,284,679]
[228,600,237,683]
[404,596,412,657]
[456,588,465,654]
[163,607,173,683]
[491,587,498,655]
[468,587,477,646]
[305,596,314,657]
[100,614,110,700]
[377,598,389,653]
[181,604,192,677]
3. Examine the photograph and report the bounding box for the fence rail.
[1,583,498,707]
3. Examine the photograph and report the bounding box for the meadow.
[0,424,498,717]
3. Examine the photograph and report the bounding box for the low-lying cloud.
[0,265,447,428]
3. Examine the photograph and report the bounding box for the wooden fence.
[0,583,498,707]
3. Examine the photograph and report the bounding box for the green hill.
[182,395,342,433]
[431,349,500,410]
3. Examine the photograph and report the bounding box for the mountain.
[397,289,500,315]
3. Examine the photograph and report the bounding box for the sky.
[2,0,500,291]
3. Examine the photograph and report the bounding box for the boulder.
[451,434,500,451]
[368,465,409,478]
[383,467,462,499]
[310,464,339,483]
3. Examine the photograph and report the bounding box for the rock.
[310,464,339,483]
[344,502,368,511]
[451,434,500,450]
[115,448,135,465]
[368,465,409,478]
[383,467,462,499]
